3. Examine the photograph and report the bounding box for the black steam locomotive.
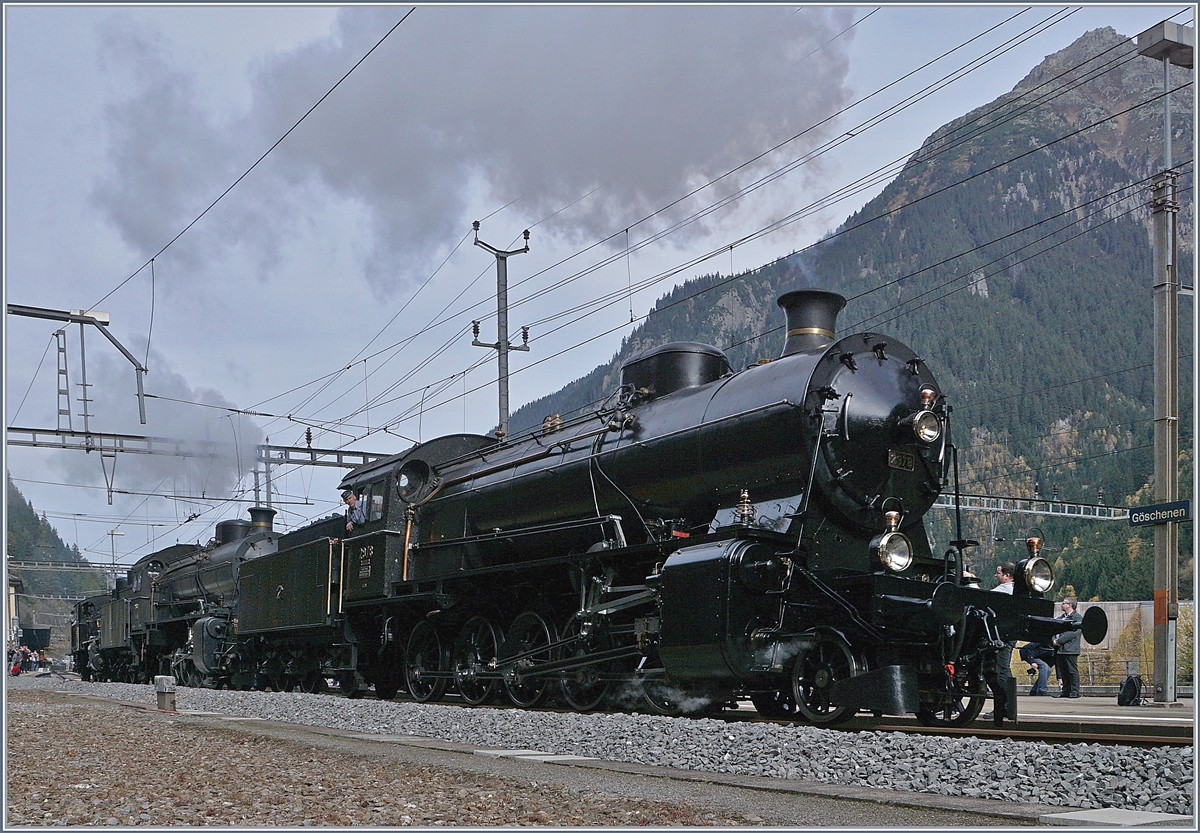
[72,289,1105,726]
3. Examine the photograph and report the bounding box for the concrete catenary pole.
[1137,20,1192,704]
[472,222,530,441]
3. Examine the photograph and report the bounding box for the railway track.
[66,671,1192,749]
[684,702,1195,749]
[831,715,1194,749]
[341,684,1195,749]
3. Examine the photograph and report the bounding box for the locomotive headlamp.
[920,386,936,407]
[911,410,942,443]
[870,510,913,572]
[1019,536,1054,593]
[1022,557,1054,594]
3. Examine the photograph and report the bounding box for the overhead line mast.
[1136,19,1192,707]
[471,221,531,441]
[6,305,148,424]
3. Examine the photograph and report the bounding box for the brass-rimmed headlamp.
[870,510,913,572]
[902,387,942,443]
[1019,535,1055,594]
[911,410,942,442]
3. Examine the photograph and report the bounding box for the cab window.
[361,482,385,522]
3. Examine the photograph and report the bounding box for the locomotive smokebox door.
[658,537,786,682]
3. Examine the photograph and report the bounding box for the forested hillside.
[512,28,1193,601]
[7,472,107,647]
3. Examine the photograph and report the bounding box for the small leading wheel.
[557,612,613,712]
[501,611,554,708]
[915,696,985,727]
[175,661,203,688]
[791,633,862,725]
[405,620,448,702]
[452,616,501,705]
[641,679,683,716]
[916,677,987,727]
[750,689,800,719]
[639,655,683,716]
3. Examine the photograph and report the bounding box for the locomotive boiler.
[73,287,1106,725]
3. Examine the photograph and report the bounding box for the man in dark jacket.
[1052,599,1083,698]
[343,489,367,533]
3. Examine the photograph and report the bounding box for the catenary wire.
[77,13,1180,528]
[252,6,1042,430]
[87,8,418,312]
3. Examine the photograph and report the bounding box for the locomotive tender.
[73,288,1105,725]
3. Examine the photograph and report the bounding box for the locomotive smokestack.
[777,289,847,357]
[248,506,276,532]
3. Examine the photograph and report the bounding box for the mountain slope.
[510,28,1193,600]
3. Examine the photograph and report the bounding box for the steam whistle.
[737,490,757,525]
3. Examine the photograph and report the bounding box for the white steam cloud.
[47,346,264,503]
[90,5,858,297]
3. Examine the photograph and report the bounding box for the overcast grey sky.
[3,3,1188,568]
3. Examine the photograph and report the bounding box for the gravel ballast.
[5,690,757,827]
[7,676,1194,819]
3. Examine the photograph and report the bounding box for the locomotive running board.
[408,514,628,552]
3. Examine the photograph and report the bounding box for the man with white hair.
[982,562,1017,725]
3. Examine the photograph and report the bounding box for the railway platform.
[983,692,1191,734]
[998,693,1193,723]
[828,693,1194,750]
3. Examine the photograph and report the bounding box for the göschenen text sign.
[1129,500,1191,527]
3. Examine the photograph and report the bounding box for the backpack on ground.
[1117,674,1145,706]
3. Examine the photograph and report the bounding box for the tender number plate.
[888,449,916,472]
[357,544,375,579]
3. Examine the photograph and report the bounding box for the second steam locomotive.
[73,288,1105,725]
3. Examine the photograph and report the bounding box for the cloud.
[89,5,858,300]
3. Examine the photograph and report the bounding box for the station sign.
[1129,499,1191,527]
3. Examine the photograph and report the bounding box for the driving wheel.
[558,612,613,712]
[916,673,987,727]
[405,620,448,702]
[453,616,501,705]
[501,611,554,708]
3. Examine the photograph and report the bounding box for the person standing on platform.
[983,562,1018,725]
[1052,598,1083,698]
